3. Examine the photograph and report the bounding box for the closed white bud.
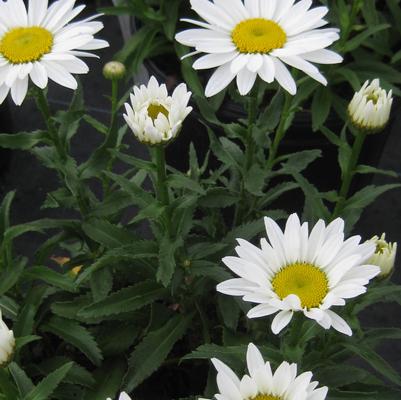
[103,61,126,80]
[107,392,132,400]
[348,79,393,133]
[367,233,397,278]
[0,311,15,367]
[123,76,192,145]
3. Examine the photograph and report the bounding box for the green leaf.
[0,256,26,296]
[83,114,108,135]
[124,313,194,391]
[344,343,401,387]
[223,220,265,245]
[244,164,266,195]
[312,87,332,130]
[78,281,166,318]
[342,184,401,230]
[82,219,134,248]
[15,336,41,351]
[41,317,103,366]
[343,24,391,52]
[157,235,182,287]
[23,362,73,400]
[22,266,76,292]
[34,357,95,388]
[76,241,158,285]
[199,188,239,208]
[84,358,126,400]
[8,362,34,397]
[280,150,321,173]
[167,173,206,195]
[0,191,15,242]
[0,131,46,150]
[316,365,377,388]
[355,165,398,178]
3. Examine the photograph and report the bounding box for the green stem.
[266,93,292,170]
[154,145,171,235]
[332,129,367,218]
[233,96,258,227]
[339,0,362,49]
[103,79,120,196]
[35,89,65,159]
[245,96,258,171]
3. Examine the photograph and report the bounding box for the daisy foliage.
[175,0,343,97]
[217,214,380,335]
[0,0,108,105]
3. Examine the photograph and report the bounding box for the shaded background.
[0,0,400,384]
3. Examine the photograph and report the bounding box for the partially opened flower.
[0,310,15,366]
[0,0,109,106]
[367,233,397,278]
[175,0,342,97]
[106,392,132,400]
[348,79,393,133]
[217,214,380,335]
[123,76,192,145]
[201,343,328,400]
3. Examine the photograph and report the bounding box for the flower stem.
[266,93,292,170]
[233,95,258,227]
[103,78,120,196]
[34,89,65,160]
[332,129,367,218]
[154,145,171,234]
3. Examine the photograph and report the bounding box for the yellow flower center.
[147,103,169,121]
[272,263,329,309]
[251,395,281,400]
[0,26,53,64]
[367,93,379,105]
[232,18,287,54]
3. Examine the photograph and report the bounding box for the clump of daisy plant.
[217,213,380,335]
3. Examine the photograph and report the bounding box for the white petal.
[271,310,293,334]
[236,68,257,95]
[205,63,236,97]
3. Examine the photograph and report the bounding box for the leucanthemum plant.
[175,0,343,96]
[218,214,380,335]
[0,0,400,399]
[0,0,108,105]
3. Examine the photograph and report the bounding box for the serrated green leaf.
[78,281,166,318]
[41,317,103,366]
[8,362,34,397]
[22,266,76,292]
[124,313,194,391]
[23,362,73,400]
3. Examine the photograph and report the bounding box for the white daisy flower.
[123,76,192,145]
[367,233,397,278]
[175,0,343,97]
[217,213,380,336]
[0,0,109,106]
[106,392,132,400]
[0,310,15,366]
[201,342,328,400]
[348,79,393,133]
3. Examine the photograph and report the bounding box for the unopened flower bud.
[348,79,393,133]
[367,233,397,278]
[123,76,192,145]
[0,311,15,367]
[103,61,126,80]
